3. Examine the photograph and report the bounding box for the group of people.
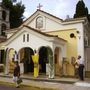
[75,55,85,81]
[12,55,84,88]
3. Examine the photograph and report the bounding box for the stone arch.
[38,46,48,73]
[54,47,62,76]
[38,46,54,78]
[8,48,17,73]
[18,47,34,74]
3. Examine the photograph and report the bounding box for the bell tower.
[0,2,10,38]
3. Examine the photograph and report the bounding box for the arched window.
[1,23,6,36]
[27,34,29,42]
[36,16,43,29]
[23,34,25,42]
[2,10,6,20]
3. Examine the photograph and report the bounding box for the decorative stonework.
[36,16,43,29]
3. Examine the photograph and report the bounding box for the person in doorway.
[13,61,20,88]
[76,55,84,81]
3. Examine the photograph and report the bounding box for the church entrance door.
[39,46,54,77]
[39,46,48,74]
[19,47,34,74]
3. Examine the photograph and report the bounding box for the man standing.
[77,55,84,81]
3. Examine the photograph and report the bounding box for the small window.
[36,16,43,29]
[27,34,29,42]
[23,34,25,42]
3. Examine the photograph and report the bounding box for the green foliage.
[2,0,25,28]
[74,0,90,22]
[2,0,13,9]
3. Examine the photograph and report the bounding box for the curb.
[0,74,76,84]
[0,81,56,90]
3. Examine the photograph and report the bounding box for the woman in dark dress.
[13,61,20,88]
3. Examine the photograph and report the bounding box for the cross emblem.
[37,3,43,10]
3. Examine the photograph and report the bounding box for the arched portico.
[53,43,67,77]
[38,46,54,78]
[54,47,62,76]
[18,47,34,74]
[3,44,66,79]
[4,48,18,74]
[8,48,16,73]
[3,42,66,79]
[39,46,48,74]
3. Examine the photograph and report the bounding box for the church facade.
[0,9,90,78]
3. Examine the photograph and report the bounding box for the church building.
[0,8,90,78]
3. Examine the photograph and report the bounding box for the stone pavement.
[0,73,90,90]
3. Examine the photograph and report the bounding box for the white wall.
[6,30,53,52]
[28,14,84,60]
[27,14,84,32]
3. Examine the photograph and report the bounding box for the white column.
[5,49,9,74]
[48,52,55,79]
[46,63,49,75]
[20,63,24,74]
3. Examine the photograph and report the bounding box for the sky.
[11,0,90,20]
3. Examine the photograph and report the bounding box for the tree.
[74,0,90,22]
[2,0,25,28]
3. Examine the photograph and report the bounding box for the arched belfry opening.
[19,47,34,74]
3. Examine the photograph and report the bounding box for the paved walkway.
[0,73,90,90]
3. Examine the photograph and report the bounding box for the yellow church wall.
[47,29,78,76]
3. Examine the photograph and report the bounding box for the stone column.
[46,63,49,75]
[48,54,54,79]
[20,63,24,74]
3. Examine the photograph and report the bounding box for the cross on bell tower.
[37,3,43,10]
